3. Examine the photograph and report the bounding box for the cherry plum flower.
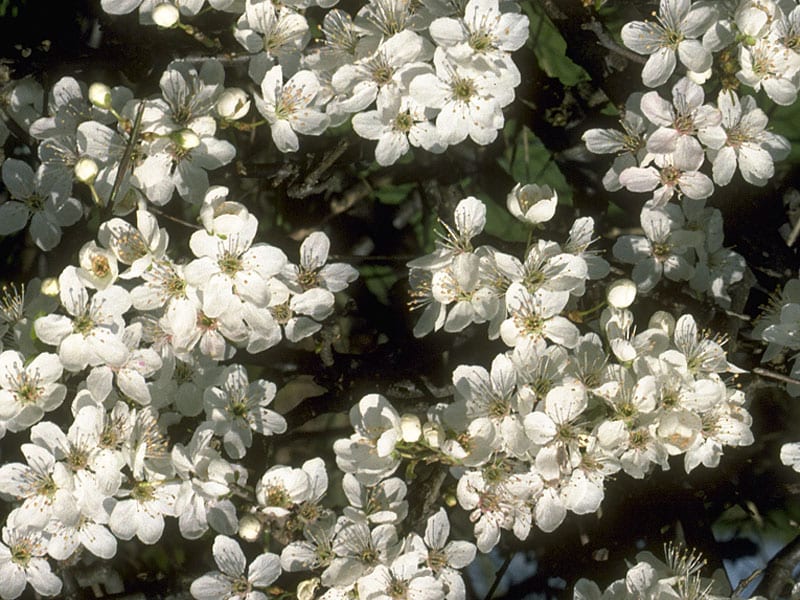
[33,266,131,372]
[0,350,66,432]
[0,159,81,251]
[0,512,62,599]
[410,47,505,146]
[621,0,715,87]
[254,65,330,153]
[190,535,281,600]
[710,90,790,186]
[203,364,287,460]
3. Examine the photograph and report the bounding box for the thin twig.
[752,367,800,387]
[581,19,647,64]
[328,254,416,263]
[484,553,515,600]
[287,138,349,198]
[732,566,763,597]
[786,216,800,247]
[147,206,201,230]
[109,100,145,208]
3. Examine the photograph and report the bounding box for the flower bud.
[297,578,320,600]
[74,157,99,184]
[400,413,422,443]
[237,513,262,542]
[649,310,675,337]
[173,128,200,150]
[152,2,180,28]
[606,278,637,309]
[422,422,444,448]
[687,67,712,85]
[88,82,113,110]
[507,183,557,225]
[40,277,59,297]
[216,88,251,120]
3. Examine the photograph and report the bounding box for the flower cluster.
[574,543,765,600]
[582,0,800,307]
[753,275,800,474]
[0,179,360,597]
[397,191,753,554]
[407,186,608,340]
[622,0,800,105]
[0,0,793,596]
[0,0,531,255]
[99,0,529,167]
[612,196,747,306]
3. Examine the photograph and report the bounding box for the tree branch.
[754,533,800,599]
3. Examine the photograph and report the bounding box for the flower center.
[270,302,292,325]
[15,374,42,405]
[228,399,250,419]
[11,542,32,567]
[218,252,242,277]
[556,423,577,443]
[662,27,683,50]
[73,313,95,335]
[232,578,251,594]
[0,283,25,324]
[726,126,752,148]
[360,547,378,565]
[468,30,494,52]
[392,111,414,133]
[453,77,477,102]
[629,428,650,449]
[516,313,544,337]
[652,242,672,259]
[659,165,681,186]
[174,360,194,385]
[36,475,58,499]
[265,484,291,508]
[198,313,218,331]
[67,447,90,471]
[672,114,695,136]
[298,268,320,290]
[428,548,448,573]
[487,397,509,419]
[372,65,394,86]
[91,255,111,279]
[388,579,409,599]
[132,480,156,503]
[24,193,44,212]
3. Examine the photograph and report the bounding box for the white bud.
[422,422,444,448]
[88,83,113,109]
[41,277,59,297]
[237,514,262,542]
[152,2,180,28]
[649,310,675,337]
[687,67,712,85]
[507,183,557,225]
[74,157,99,184]
[606,278,637,309]
[297,578,320,600]
[174,128,200,150]
[216,88,251,120]
[400,413,422,443]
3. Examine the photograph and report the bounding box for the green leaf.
[765,98,800,164]
[498,121,573,206]
[482,193,529,242]
[374,182,416,205]
[523,1,590,87]
[360,265,399,306]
